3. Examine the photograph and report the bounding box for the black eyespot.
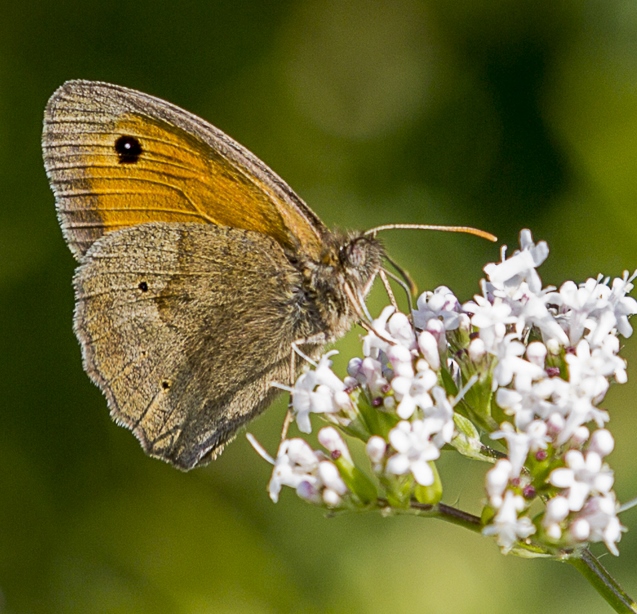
[161,380,171,390]
[115,135,143,163]
[138,281,148,292]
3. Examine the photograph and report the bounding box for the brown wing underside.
[43,80,326,260]
[73,222,308,470]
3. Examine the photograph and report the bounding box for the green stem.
[567,549,637,613]
[379,499,636,613]
[376,498,483,534]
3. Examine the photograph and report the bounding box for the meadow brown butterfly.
[43,81,492,470]
[42,80,386,470]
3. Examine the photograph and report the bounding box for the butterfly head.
[296,231,384,341]
[337,232,385,298]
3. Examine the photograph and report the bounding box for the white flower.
[525,341,547,367]
[314,351,348,392]
[321,487,343,508]
[387,311,417,350]
[542,495,570,540]
[569,517,591,541]
[291,353,351,433]
[588,429,615,458]
[252,228,635,560]
[496,375,558,430]
[491,422,531,478]
[412,286,462,332]
[386,420,441,486]
[318,461,348,506]
[547,272,637,347]
[464,295,515,350]
[427,386,456,447]
[363,305,396,357]
[486,459,513,507]
[541,339,621,443]
[553,402,607,448]
[318,426,353,463]
[519,293,569,347]
[423,317,450,358]
[586,310,618,350]
[607,271,637,338]
[387,343,415,378]
[549,450,614,512]
[366,436,387,464]
[483,491,536,554]
[566,340,611,402]
[546,412,566,438]
[417,330,440,371]
[576,494,625,555]
[295,480,322,503]
[468,337,486,362]
[549,278,607,345]
[391,367,437,420]
[364,307,417,358]
[292,381,335,433]
[571,426,591,447]
[291,372,325,433]
[264,437,350,508]
[268,439,320,503]
[491,335,545,391]
[484,229,548,295]
[524,419,550,452]
[348,356,389,398]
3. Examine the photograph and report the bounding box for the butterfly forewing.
[43,80,326,260]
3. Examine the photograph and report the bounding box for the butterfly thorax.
[292,231,384,343]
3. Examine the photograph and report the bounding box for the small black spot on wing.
[115,135,143,164]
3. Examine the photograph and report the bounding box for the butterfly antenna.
[365,223,497,243]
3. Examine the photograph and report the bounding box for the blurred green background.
[1,0,637,612]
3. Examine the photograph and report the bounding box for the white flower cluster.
[251,426,352,508]
[347,306,456,488]
[249,229,636,558]
[475,231,636,554]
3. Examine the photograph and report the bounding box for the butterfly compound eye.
[340,237,367,268]
[114,135,143,164]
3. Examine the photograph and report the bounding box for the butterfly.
[42,80,384,470]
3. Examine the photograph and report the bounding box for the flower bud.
[589,429,615,457]
[418,331,440,371]
[366,436,387,463]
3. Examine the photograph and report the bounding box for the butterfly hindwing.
[73,222,305,469]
